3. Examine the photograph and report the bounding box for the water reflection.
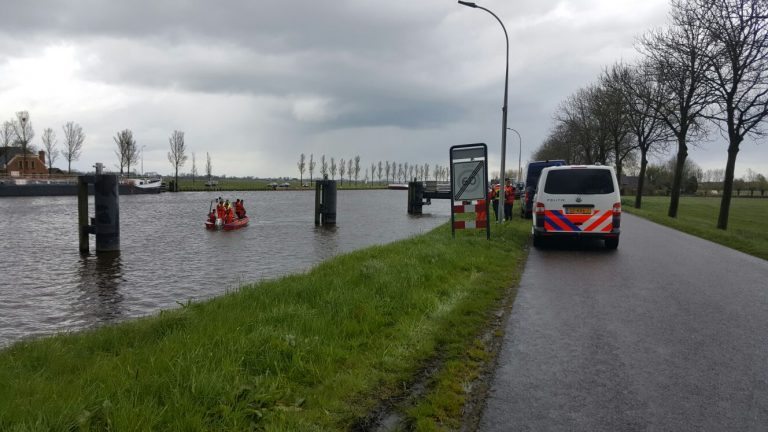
[74,252,124,324]
[312,225,340,261]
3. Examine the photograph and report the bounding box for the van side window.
[544,169,615,194]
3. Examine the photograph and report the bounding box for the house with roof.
[1,148,49,175]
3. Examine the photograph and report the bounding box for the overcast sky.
[1,0,765,179]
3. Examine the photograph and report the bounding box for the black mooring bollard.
[78,163,120,254]
[94,173,120,252]
[314,178,337,226]
[407,181,424,215]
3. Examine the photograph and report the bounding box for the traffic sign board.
[452,161,485,201]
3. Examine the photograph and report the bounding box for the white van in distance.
[532,165,621,249]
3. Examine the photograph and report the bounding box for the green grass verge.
[622,196,768,261]
[0,220,529,431]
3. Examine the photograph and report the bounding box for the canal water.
[0,190,450,347]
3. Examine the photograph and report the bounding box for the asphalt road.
[477,213,768,431]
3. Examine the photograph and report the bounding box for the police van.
[532,165,621,249]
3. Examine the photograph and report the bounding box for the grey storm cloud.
[4,0,758,178]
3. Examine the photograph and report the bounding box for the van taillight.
[535,202,545,215]
[612,202,621,215]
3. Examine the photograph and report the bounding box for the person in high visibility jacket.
[489,180,501,220]
[504,178,515,221]
[216,200,225,221]
[235,199,246,219]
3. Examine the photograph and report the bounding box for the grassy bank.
[0,219,530,431]
[622,196,768,261]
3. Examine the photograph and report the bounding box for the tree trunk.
[68,160,71,174]
[668,136,688,218]
[635,153,648,209]
[717,145,740,230]
[175,168,179,192]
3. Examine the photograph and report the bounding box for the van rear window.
[544,169,615,195]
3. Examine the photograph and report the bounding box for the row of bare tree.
[297,153,451,186]
[1,111,85,175]
[535,0,768,230]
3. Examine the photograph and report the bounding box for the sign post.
[450,143,490,239]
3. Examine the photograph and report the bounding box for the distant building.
[2,150,49,175]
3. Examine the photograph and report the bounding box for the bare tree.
[297,153,306,186]
[167,130,187,192]
[423,163,429,182]
[689,0,768,229]
[347,158,353,185]
[41,128,58,175]
[191,152,198,184]
[606,62,672,207]
[377,161,383,184]
[638,2,713,218]
[308,153,316,186]
[1,121,14,173]
[12,111,34,175]
[330,157,338,181]
[353,155,361,185]
[370,163,375,185]
[113,129,135,175]
[320,154,328,179]
[61,122,85,174]
[597,69,636,182]
[385,161,391,184]
[125,138,139,177]
[339,157,346,186]
[205,152,213,181]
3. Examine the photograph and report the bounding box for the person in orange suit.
[504,178,515,221]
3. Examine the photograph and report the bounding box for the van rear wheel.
[605,238,619,250]
[533,234,544,248]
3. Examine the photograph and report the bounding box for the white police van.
[532,165,621,249]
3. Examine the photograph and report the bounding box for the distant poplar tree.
[330,157,337,180]
[62,122,85,174]
[41,128,58,175]
[320,154,328,178]
[191,152,198,184]
[167,130,187,192]
[377,161,383,184]
[297,153,306,186]
[339,158,346,186]
[113,129,135,175]
[308,153,316,185]
[353,155,361,185]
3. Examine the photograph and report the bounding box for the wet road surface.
[478,213,768,431]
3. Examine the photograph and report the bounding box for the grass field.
[622,196,768,261]
[0,219,530,431]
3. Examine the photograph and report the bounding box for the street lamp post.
[458,1,509,223]
[507,127,522,182]
[18,112,29,176]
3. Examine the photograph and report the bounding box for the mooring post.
[78,176,89,253]
[78,163,120,254]
[407,180,424,215]
[315,180,322,225]
[322,179,337,225]
[314,177,337,226]
[94,170,120,252]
